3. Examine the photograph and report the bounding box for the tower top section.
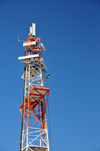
[18,23,46,67]
[18,23,48,87]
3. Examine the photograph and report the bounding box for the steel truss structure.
[18,24,50,151]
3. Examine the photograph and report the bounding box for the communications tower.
[18,23,50,151]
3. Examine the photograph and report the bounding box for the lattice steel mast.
[18,23,50,151]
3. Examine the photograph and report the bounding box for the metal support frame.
[18,32,50,151]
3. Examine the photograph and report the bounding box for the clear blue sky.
[0,0,100,151]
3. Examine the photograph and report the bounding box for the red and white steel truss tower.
[18,23,50,151]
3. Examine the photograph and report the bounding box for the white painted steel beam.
[23,41,36,46]
[18,54,39,60]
